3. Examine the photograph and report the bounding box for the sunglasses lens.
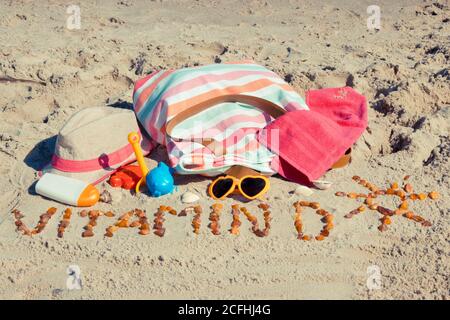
[212,178,234,198]
[240,177,266,197]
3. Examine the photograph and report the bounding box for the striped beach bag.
[132,61,309,176]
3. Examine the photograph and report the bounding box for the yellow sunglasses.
[208,173,270,201]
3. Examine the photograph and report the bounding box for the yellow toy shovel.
[127,132,174,197]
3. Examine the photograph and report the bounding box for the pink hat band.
[51,132,141,173]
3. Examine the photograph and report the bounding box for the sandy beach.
[0,0,449,300]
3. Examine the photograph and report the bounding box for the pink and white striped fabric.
[132,61,309,176]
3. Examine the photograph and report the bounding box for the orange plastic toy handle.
[128,132,149,193]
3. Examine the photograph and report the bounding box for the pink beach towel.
[258,86,368,184]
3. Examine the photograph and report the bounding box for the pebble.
[99,190,112,204]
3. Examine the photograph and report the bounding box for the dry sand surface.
[0,0,449,300]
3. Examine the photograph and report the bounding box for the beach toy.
[127,132,174,197]
[108,164,143,190]
[35,173,99,207]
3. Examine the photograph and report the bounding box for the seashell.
[395,190,406,199]
[428,191,439,200]
[99,190,112,204]
[63,211,72,220]
[421,220,432,227]
[231,220,241,227]
[309,202,320,209]
[324,223,334,231]
[409,194,419,200]
[212,203,223,211]
[404,212,414,219]
[106,226,119,233]
[39,215,50,224]
[135,210,146,218]
[79,210,88,217]
[294,185,314,197]
[403,183,413,193]
[344,209,359,219]
[119,211,133,220]
[312,180,333,190]
[130,221,141,228]
[192,220,201,228]
[230,228,239,235]
[386,188,395,195]
[181,191,200,203]
[418,193,427,200]
[320,229,330,237]
[13,209,24,220]
[194,205,202,214]
[358,193,368,198]
[47,207,57,215]
[116,219,129,228]
[399,201,408,210]
[140,222,150,230]
[60,220,69,228]
[377,206,394,216]
[82,230,94,237]
[88,210,100,219]
[104,231,113,237]
[254,229,266,237]
[154,222,164,229]
[154,228,166,237]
